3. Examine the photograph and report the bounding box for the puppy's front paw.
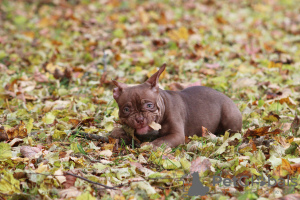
[140,142,154,149]
[110,127,131,144]
[151,139,170,150]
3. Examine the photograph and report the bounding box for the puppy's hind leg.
[219,103,242,134]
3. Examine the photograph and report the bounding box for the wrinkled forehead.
[118,85,157,105]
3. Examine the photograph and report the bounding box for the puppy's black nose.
[136,116,144,124]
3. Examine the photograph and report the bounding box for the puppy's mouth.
[135,125,153,135]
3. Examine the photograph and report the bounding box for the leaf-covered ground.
[0,0,300,199]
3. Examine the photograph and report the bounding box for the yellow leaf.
[23,31,35,40]
[0,143,12,161]
[111,109,119,119]
[53,130,67,140]
[138,7,149,24]
[45,63,64,74]
[38,17,56,28]
[36,163,49,173]
[42,112,55,124]
[273,158,294,177]
[0,171,21,194]
[26,118,34,134]
[168,27,189,41]
[268,61,282,68]
[105,123,114,132]
[76,191,96,200]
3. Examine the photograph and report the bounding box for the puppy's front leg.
[110,127,132,144]
[151,125,185,148]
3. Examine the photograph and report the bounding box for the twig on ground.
[71,131,109,143]
[65,172,117,190]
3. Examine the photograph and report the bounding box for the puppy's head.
[112,64,166,135]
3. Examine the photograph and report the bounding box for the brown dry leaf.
[277,97,297,106]
[34,68,48,83]
[152,38,167,47]
[5,79,18,92]
[13,171,27,180]
[244,126,282,138]
[114,53,122,62]
[63,174,77,189]
[249,139,257,152]
[64,67,73,80]
[291,114,300,134]
[81,118,95,127]
[6,121,28,140]
[54,68,64,79]
[291,163,300,174]
[235,170,253,188]
[68,119,81,127]
[59,187,82,198]
[0,126,8,141]
[274,136,290,148]
[273,158,294,177]
[59,151,68,159]
[190,157,211,174]
[157,11,168,25]
[202,126,217,139]
[215,16,228,24]
[20,146,41,158]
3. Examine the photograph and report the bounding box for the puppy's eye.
[123,107,130,113]
[146,103,154,109]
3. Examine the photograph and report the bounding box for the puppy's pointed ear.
[112,80,127,100]
[146,63,166,92]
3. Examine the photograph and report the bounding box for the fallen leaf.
[59,187,82,198]
[0,171,20,194]
[148,122,161,131]
[168,27,189,42]
[0,143,12,161]
[20,146,40,158]
[244,126,282,138]
[190,157,211,174]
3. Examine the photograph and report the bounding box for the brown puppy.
[111,64,242,148]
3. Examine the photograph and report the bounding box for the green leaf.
[43,112,56,124]
[0,171,21,194]
[0,143,12,161]
[76,191,96,200]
